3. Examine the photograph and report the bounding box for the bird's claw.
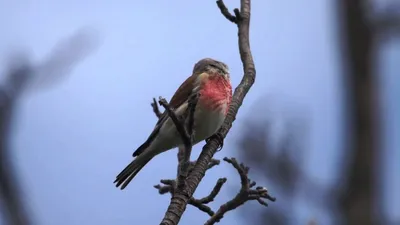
[206,133,224,151]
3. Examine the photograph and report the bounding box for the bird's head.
[193,58,230,80]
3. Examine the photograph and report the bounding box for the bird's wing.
[132,74,198,157]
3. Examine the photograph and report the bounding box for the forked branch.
[154,156,276,225]
[157,95,198,188]
[154,177,227,216]
[159,0,265,224]
[204,157,276,225]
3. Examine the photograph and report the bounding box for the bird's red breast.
[199,73,232,115]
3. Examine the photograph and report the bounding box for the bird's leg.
[206,132,224,151]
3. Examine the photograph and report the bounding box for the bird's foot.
[206,133,224,151]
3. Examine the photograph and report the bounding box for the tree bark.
[159,1,256,224]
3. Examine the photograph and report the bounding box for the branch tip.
[204,157,275,225]
[151,97,162,118]
[216,0,238,24]
[233,8,242,21]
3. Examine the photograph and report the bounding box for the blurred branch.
[373,4,400,37]
[0,28,98,225]
[17,28,99,94]
[0,68,32,225]
[336,0,383,224]
[236,105,320,225]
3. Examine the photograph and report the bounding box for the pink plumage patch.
[199,74,232,115]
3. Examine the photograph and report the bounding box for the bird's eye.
[209,64,224,74]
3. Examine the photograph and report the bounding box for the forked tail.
[114,152,154,189]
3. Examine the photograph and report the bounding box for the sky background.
[0,0,398,224]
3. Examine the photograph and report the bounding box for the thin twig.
[176,94,199,188]
[207,159,221,170]
[158,97,194,189]
[188,158,220,174]
[150,97,220,182]
[216,0,238,24]
[197,178,227,204]
[154,177,227,217]
[188,199,215,216]
[204,157,276,225]
[158,97,189,142]
[151,98,186,177]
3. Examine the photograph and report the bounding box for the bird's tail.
[114,151,154,190]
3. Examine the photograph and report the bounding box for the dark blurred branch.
[0,29,98,225]
[236,106,321,225]
[0,64,33,225]
[204,157,275,225]
[373,4,400,36]
[336,0,383,224]
[22,28,99,93]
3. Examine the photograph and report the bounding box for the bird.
[114,58,232,189]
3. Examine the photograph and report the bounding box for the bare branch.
[207,158,221,170]
[154,177,227,217]
[187,199,214,216]
[158,94,198,189]
[216,0,238,24]
[197,178,227,204]
[188,158,220,174]
[158,97,188,141]
[151,97,220,179]
[204,157,276,225]
[159,0,259,224]
[177,94,199,188]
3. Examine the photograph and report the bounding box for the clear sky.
[0,0,398,224]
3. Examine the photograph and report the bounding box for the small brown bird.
[114,58,232,189]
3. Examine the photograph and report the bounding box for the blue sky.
[0,0,398,224]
